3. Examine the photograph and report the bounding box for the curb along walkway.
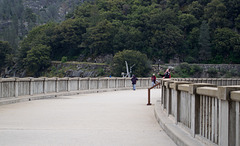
[0,89,176,146]
[154,101,204,146]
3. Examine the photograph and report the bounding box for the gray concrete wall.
[173,78,240,86]
[0,77,152,99]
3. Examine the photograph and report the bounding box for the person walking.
[151,74,156,86]
[131,75,138,90]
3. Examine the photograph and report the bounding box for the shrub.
[207,68,218,78]
[174,63,202,78]
[61,56,67,63]
[112,50,151,77]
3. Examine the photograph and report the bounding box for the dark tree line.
[2,0,240,76]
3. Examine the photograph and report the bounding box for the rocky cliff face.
[22,0,81,22]
[0,0,84,49]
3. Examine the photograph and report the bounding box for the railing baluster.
[236,102,240,146]
[200,95,203,136]
[205,96,209,138]
[203,95,206,137]
[209,96,212,140]
[212,97,215,142]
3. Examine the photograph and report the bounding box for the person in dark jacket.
[131,75,138,90]
[158,69,171,79]
[164,69,171,78]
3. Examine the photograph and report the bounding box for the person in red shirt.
[151,74,156,86]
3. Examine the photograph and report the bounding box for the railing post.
[236,101,240,146]
[173,83,180,124]
[160,79,164,105]
[56,78,59,93]
[67,77,70,92]
[107,78,110,89]
[218,86,240,146]
[116,78,118,89]
[173,81,191,124]
[147,82,161,106]
[88,78,91,90]
[0,79,2,98]
[189,83,216,137]
[77,77,80,90]
[14,78,19,97]
[43,77,47,94]
[29,77,33,96]
[97,78,100,89]
[165,81,173,116]
[162,80,167,110]
[147,88,151,105]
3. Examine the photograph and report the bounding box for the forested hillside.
[1,0,240,77]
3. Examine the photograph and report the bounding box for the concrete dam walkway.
[0,89,176,146]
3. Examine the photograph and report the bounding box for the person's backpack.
[165,72,170,78]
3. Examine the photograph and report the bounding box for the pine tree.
[198,20,211,63]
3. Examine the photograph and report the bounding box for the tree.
[184,27,200,63]
[0,41,13,69]
[151,24,184,62]
[112,50,151,77]
[213,28,240,63]
[187,1,204,20]
[235,14,240,31]
[51,18,86,59]
[204,0,231,30]
[23,44,51,77]
[18,22,56,64]
[223,0,240,28]
[178,14,198,34]
[198,20,211,63]
[81,19,114,55]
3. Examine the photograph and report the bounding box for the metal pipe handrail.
[147,82,161,105]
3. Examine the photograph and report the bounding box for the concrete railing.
[173,78,240,86]
[0,77,152,98]
[160,78,240,146]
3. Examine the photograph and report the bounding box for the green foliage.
[97,68,105,76]
[187,1,204,19]
[224,69,240,78]
[18,22,56,66]
[235,14,240,31]
[0,41,13,69]
[204,0,231,30]
[212,28,240,63]
[178,14,198,33]
[52,18,86,59]
[81,19,114,55]
[45,66,65,78]
[112,50,151,77]
[23,44,51,77]
[61,56,68,63]
[207,68,218,78]
[198,20,211,62]
[190,65,203,75]
[10,0,240,70]
[174,63,202,78]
